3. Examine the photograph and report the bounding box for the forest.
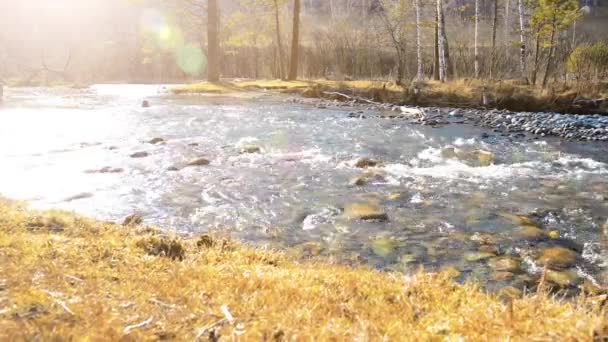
[1,0,607,87]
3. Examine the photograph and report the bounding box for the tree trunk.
[531,28,541,86]
[415,0,424,81]
[207,0,220,82]
[542,22,557,88]
[518,0,527,80]
[504,0,510,48]
[288,0,301,81]
[273,0,285,79]
[437,0,448,82]
[490,0,498,79]
[433,7,440,81]
[474,0,480,78]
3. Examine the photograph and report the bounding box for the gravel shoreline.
[291,96,608,142]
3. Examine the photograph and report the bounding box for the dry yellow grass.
[172,79,607,114]
[1,198,607,340]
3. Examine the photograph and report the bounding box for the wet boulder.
[147,138,165,144]
[240,146,261,154]
[344,203,388,221]
[463,251,496,262]
[488,257,522,273]
[185,157,210,167]
[538,247,580,270]
[354,158,379,168]
[130,151,150,158]
[122,213,143,226]
[544,269,582,288]
[513,225,549,242]
[349,170,386,187]
[85,167,124,174]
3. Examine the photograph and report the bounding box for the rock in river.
[513,225,548,242]
[130,151,150,158]
[355,158,379,168]
[186,158,211,167]
[240,146,261,154]
[488,257,521,273]
[148,137,165,144]
[538,247,579,270]
[344,203,388,221]
[544,269,582,288]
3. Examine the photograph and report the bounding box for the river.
[1,84,607,293]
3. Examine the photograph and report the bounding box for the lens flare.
[176,45,207,76]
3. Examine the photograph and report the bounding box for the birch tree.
[437,0,448,82]
[518,0,527,79]
[414,0,424,81]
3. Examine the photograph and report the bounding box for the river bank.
[172,79,608,115]
[0,199,606,340]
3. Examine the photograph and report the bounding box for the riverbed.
[1,85,607,293]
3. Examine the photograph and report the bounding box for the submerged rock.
[488,257,521,273]
[344,203,388,221]
[538,247,579,270]
[544,269,581,288]
[240,146,261,154]
[130,151,149,158]
[122,213,143,226]
[463,251,496,262]
[370,237,402,258]
[354,158,379,168]
[64,192,94,202]
[186,158,210,167]
[513,225,548,242]
[475,150,496,166]
[85,167,124,174]
[349,170,386,187]
[148,138,165,144]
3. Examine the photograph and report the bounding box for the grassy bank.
[172,79,608,114]
[0,199,607,340]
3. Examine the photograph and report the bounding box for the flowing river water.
[1,85,607,293]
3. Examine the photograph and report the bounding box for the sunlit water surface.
[1,85,607,291]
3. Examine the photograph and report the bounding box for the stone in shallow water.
[498,286,523,299]
[441,266,462,279]
[491,271,516,281]
[488,257,521,272]
[440,147,458,159]
[186,158,211,167]
[349,171,386,187]
[240,146,261,154]
[475,150,496,166]
[463,251,496,262]
[497,212,536,226]
[513,225,548,241]
[544,269,581,288]
[370,237,402,258]
[130,151,149,158]
[122,213,143,226]
[344,203,388,221]
[538,247,579,270]
[354,158,378,168]
[148,137,165,144]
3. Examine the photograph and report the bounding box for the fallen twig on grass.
[124,316,154,334]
